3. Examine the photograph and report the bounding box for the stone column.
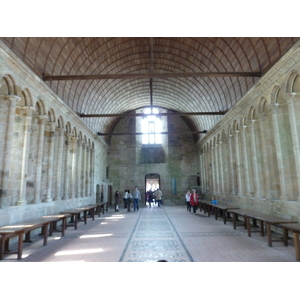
[33,115,47,203]
[211,146,216,195]
[70,136,78,200]
[63,133,72,200]
[0,95,20,208]
[90,148,95,196]
[218,141,225,195]
[54,127,64,201]
[241,124,251,197]
[86,145,91,197]
[76,140,83,198]
[17,107,34,206]
[286,93,300,200]
[214,144,220,195]
[228,134,236,195]
[271,103,289,200]
[45,122,56,202]
[234,130,243,197]
[81,143,87,197]
[249,119,262,198]
[258,112,272,199]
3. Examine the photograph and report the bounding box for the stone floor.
[1,204,298,300]
[1,203,298,263]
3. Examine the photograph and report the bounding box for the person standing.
[132,186,141,211]
[185,190,191,212]
[127,189,133,212]
[114,190,120,212]
[153,188,163,207]
[190,189,199,213]
[123,189,128,209]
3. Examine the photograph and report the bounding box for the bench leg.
[246,217,251,237]
[283,227,288,246]
[232,213,237,230]
[293,232,300,261]
[17,233,24,260]
[266,223,272,247]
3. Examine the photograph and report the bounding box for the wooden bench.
[208,203,240,224]
[198,200,212,214]
[281,223,300,261]
[60,205,97,229]
[0,214,68,260]
[89,202,108,217]
[227,209,297,247]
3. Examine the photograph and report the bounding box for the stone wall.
[197,41,300,221]
[0,42,109,226]
[107,108,198,205]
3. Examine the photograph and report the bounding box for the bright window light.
[142,107,162,144]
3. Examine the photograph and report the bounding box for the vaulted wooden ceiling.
[1,37,299,143]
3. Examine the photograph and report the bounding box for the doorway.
[145,173,160,205]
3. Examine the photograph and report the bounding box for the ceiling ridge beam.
[80,111,227,118]
[43,72,262,81]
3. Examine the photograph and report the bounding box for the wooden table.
[198,200,212,214]
[89,202,108,217]
[281,223,300,261]
[209,203,240,224]
[0,216,60,260]
[228,209,297,247]
[60,205,97,229]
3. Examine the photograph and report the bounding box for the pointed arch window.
[141,107,162,144]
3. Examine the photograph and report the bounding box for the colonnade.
[0,90,96,209]
[199,78,300,204]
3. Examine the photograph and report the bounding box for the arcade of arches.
[1,40,300,227]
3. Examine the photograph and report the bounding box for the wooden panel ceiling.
[1,37,299,143]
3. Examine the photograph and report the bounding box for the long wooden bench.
[227,209,297,247]
[281,223,300,261]
[208,203,240,224]
[60,205,97,229]
[0,214,69,260]
[89,202,108,217]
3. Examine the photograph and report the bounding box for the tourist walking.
[123,189,128,209]
[114,190,120,212]
[127,189,133,212]
[185,190,191,212]
[132,186,141,211]
[190,189,199,213]
[153,188,163,207]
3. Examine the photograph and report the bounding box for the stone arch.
[57,116,64,129]
[271,85,282,105]
[285,70,299,93]
[35,99,46,115]
[248,106,256,121]
[0,74,15,95]
[258,97,268,114]
[47,109,56,123]
[65,122,71,133]
[0,76,10,95]
[72,127,77,138]
[233,119,239,132]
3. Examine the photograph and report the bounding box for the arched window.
[141,107,162,144]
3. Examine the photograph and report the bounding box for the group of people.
[114,187,142,212]
[146,189,163,208]
[185,189,199,213]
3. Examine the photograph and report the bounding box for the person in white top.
[185,190,191,212]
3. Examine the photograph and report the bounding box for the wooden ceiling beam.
[43,72,262,81]
[80,111,227,118]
